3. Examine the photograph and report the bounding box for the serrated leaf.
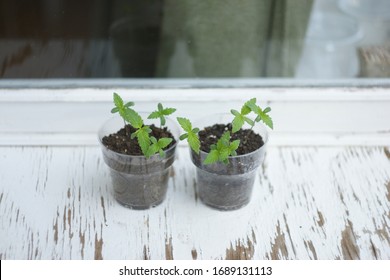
[232,114,245,133]
[157,137,173,149]
[158,103,163,111]
[203,150,219,165]
[162,108,176,115]
[241,98,256,115]
[240,104,252,115]
[261,113,274,129]
[113,92,123,108]
[147,111,161,119]
[218,147,230,162]
[188,132,200,154]
[192,128,199,134]
[219,131,230,148]
[177,117,192,132]
[246,102,260,115]
[146,144,159,158]
[124,108,143,129]
[135,126,151,155]
[229,140,240,152]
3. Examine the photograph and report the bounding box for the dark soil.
[198,123,264,155]
[102,124,176,155]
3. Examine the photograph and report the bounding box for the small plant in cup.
[177,98,273,164]
[177,98,273,211]
[99,93,179,209]
[107,93,175,158]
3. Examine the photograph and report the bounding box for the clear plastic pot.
[190,113,269,211]
[98,115,179,209]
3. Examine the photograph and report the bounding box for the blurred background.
[0,0,389,79]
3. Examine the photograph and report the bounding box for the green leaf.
[135,126,151,155]
[218,147,230,162]
[157,138,173,149]
[124,108,143,129]
[260,113,274,129]
[219,131,231,147]
[111,107,119,113]
[229,140,240,152]
[124,101,134,108]
[179,133,188,141]
[148,104,176,127]
[150,136,157,144]
[240,105,251,115]
[230,109,240,117]
[203,150,219,165]
[244,117,255,127]
[241,98,256,115]
[146,144,159,157]
[147,111,161,119]
[263,107,271,114]
[177,117,192,132]
[192,128,199,134]
[113,92,123,108]
[232,114,245,133]
[159,149,165,158]
[188,132,200,154]
[246,102,260,115]
[162,108,176,115]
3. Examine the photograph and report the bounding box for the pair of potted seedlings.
[98,93,273,211]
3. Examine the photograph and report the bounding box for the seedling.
[147,137,173,158]
[178,98,273,165]
[176,117,200,154]
[110,93,175,158]
[203,131,240,165]
[148,103,176,127]
[230,98,273,132]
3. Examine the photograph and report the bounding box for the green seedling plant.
[176,117,200,154]
[110,93,174,158]
[178,98,273,165]
[148,103,176,127]
[203,131,240,165]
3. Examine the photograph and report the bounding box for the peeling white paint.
[0,146,389,260]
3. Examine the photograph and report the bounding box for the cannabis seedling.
[110,93,175,158]
[230,98,273,133]
[203,131,240,165]
[148,103,176,127]
[176,117,200,154]
[177,98,273,165]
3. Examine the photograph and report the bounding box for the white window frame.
[0,78,389,146]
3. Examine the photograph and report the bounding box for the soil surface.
[102,124,176,155]
[198,123,264,155]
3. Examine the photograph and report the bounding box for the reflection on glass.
[0,0,389,79]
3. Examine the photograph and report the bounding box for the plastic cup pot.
[190,113,269,211]
[98,115,179,209]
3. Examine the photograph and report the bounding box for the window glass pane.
[0,0,389,79]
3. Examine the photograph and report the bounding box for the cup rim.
[98,114,179,159]
[192,112,269,160]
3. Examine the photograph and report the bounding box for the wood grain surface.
[0,146,389,260]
